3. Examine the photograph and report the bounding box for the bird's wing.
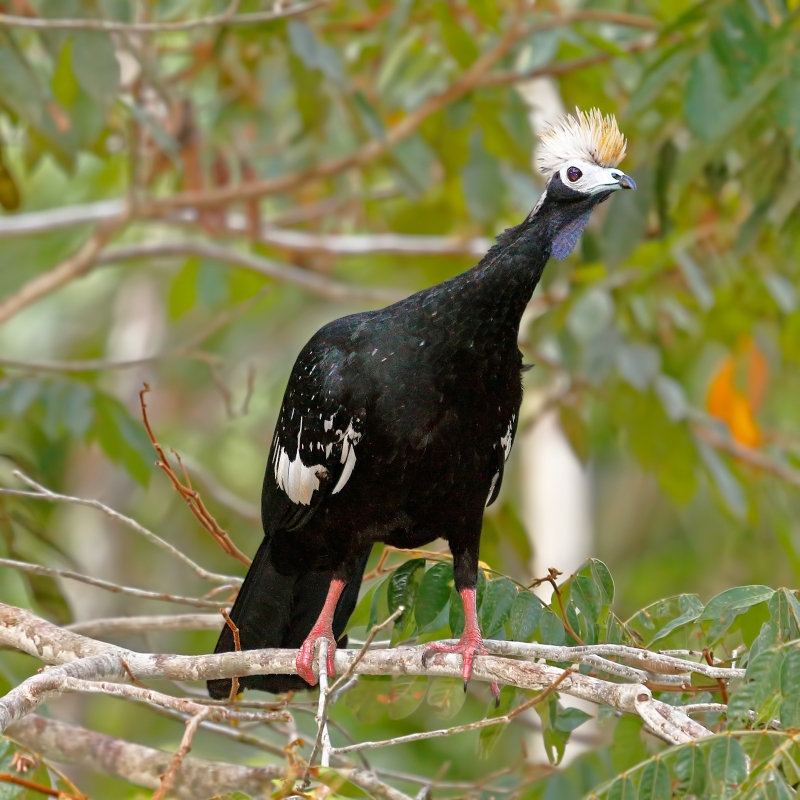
[485,412,518,507]
[262,342,367,531]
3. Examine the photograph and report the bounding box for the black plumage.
[209,109,634,699]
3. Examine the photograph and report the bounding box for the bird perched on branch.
[208,108,634,701]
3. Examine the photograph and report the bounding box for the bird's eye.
[567,166,582,182]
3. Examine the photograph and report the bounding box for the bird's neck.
[446,189,601,331]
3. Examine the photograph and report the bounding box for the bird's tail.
[208,538,369,698]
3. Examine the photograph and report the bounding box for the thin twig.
[0,771,81,799]
[0,211,128,325]
[6,714,287,799]
[221,609,241,703]
[330,606,405,694]
[65,614,223,636]
[330,668,576,755]
[302,639,332,785]
[140,16,527,216]
[3,471,237,585]
[139,384,251,566]
[0,0,323,32]
[0,557,224,608]
[152,707,211,800]
[98,241,404,303]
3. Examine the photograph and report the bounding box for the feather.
[537,108,627,178]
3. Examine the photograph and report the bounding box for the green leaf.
[605,775,636,800]
[510,591,543,641]
[90,393,153,485]
[590,560,615,606]
[568,289,615,342]
[342,676,389,723]
[538,609,565,646]
[478,687,515,758]
[708,735,747,786]
[0,40,45,127]
[628,46,692,116]
[673,743,707,795]
[637,757,671,800]
[434,5,478,68]
[685,52,731,141]
[698,441,747,520]
[24,574,72,625]
[630,594,704,647]
[611,716,648,773]
[415,563,453,632]
[461,131,504,223]
[287,20,343,84]
[780,646,800,696]
[779,694,800,730]
[70,31,120,108]
[699,585,775,643]
[169,258,199,319]
[554,706,591,733]
[387,558,425,633]
[479,577,516,637]
[386,674,427,720]
[368,575,391,631]
[427,677,466,719]
[770,589,800,641]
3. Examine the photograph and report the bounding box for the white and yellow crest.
[537,108,627,178]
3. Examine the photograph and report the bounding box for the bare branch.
[6,714,286,800]
[0,1,322,32]
[65,614,224,637]
[152,708,211,800]
[0,199,125,237]
[139,385,252,567]
[140,17,527,215]
[0,559,224,608]
[0,210,129,325]
[98,241,405,303]
[248,226,491,258]
[3,470,238,585]
[694,418,800,491]
[0,602,715,746]
[51,676,290,725]
[0,770,81,799]
[330,667,575,755]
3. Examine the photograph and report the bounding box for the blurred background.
[1,0,799,796]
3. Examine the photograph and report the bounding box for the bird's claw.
[422,634,500,705]
[296,627,337,686]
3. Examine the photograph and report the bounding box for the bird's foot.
[296,626,337,687]
[422,632,500,706]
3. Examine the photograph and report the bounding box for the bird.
[208,108,634,701]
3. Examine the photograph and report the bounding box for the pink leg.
[296,579,345,686]
[422,588,501,704]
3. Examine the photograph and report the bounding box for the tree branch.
[0,558,225,609]
[0,211,129,325]
[2,470,238,585]
[65,613,225,637]
[0,602,715,746]
[6,714,286,800]
[98,241,405,303]
[139,17,527,216]
[0,1,322,32]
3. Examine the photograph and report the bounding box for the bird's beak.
[617,173,636,190]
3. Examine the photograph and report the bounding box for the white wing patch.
[485,472,500,507]
[332,420,362,495]
[500,416,515,461]
[273,418,328,505]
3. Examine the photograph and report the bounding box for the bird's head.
[529,108,635,259]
